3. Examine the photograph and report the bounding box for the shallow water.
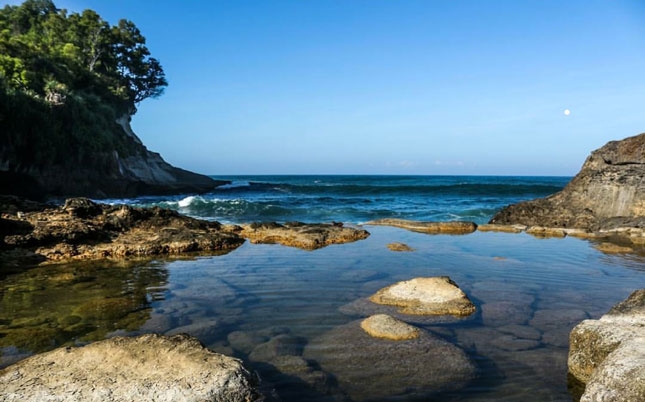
[1,227,644,401]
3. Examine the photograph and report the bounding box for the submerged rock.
[490,133,645,235]
[239,221,369,250]
[366,218,477,234]
[369,277,476,316]
[387,242,414,251]
[0,333,260,402]
[568,289,645,402]
[1,198,245,263]
[303,319,476,401]
[360,314,420,340]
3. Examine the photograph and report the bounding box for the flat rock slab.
[360,314,420,340]
[365,218,477,234]
[0,333,260,402]
[339,297,475,325]
[568,289,645,402]
[240,221,370,250]
[303,319,476,401]
[369,277,476,316]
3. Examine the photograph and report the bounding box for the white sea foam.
[177,195,200,208]
[219,181,251,189]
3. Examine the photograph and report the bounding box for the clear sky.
[6,0,645,176]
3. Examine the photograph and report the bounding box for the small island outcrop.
[490,133,645,233]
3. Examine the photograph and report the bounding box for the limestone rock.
[366,218,477,234]
[477,223,527,233]
[303,319,476,401]
[360,314,420,340]
[369,277,476,316]
[490,133,645,232]
[0,333,260,402]
[1,198,245,263]
[239,221,369,250]
[568,289,645,401]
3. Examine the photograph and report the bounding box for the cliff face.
[490,133,645,231]
[0,115,222,199]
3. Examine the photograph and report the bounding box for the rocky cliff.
[0,114,222,199]
[490,133,645,231]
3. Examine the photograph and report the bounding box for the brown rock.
[360,314,420,340]
[240,221,369,250]
[387,242,414,251]
[568,289,645,401]
[490,133,645,232]
[369,277,476,316]
[1,198,245,263]
[366,218,477,234]
[477,223,526,233]
[0,334,260,402]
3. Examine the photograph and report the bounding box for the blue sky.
[7,0,645,175]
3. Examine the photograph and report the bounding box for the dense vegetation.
[0,0,166,182]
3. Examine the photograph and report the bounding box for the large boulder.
[490,133,645,232]
[0,333,261,402]
[568,289,645,401]
[303,319,476,401]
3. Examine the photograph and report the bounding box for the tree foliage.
[0,0,167,109]
[0,0,166,178]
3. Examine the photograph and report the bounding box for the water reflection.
[0,259,169,365]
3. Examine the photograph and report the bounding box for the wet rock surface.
[240,221,370,250]
[0,333,260,402]
[568,289,645,402]
[303,319,476,401]
[366,218,477,234]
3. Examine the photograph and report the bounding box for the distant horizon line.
[207,173,574,178]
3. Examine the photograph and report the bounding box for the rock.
[490,133,645,232]
[1,198,245,263]
[481,301,533,326]
[568,289,645,401]
[0,333,260,402]
[164,318,225,345]
[594,242,635,254]
[366,218,477,234]
[248,334,307,362]
[339,297,475,325]
[360,314,420,340]
[303,319,476,401]
[525,226,567,238]
[387,242,414,251]
[477,223,527,233]
[239,221,370,250]
[369,277,476,316]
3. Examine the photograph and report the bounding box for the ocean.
[103,175,571,224]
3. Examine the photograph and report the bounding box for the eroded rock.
[0,333,260,402]
[490,133,645,234]
[369,277,476,316]
[360,314,420,340]
[2,198,245,263]
[366,218,477,234]
[240,221,370,250]
[568,289,645,401]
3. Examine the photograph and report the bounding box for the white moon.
[564,109,571,116]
